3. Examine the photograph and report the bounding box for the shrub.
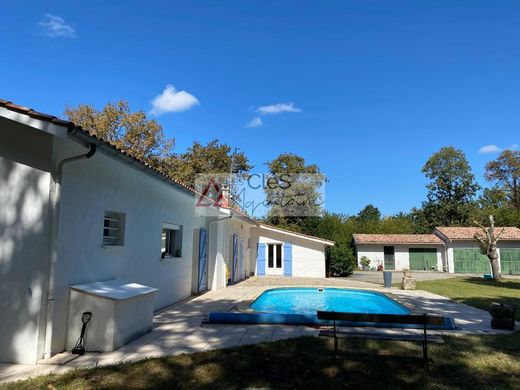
[329,243,356,277]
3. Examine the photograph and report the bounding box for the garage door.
[453,249,490,273]
[500,249,520,275]
[409,248,438,270]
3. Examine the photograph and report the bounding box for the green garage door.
[409,248,438,270]
[453,249,490,273]
[500,249,520,275]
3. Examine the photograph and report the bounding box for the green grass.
[415,277,520,321]
[2,332,520,390]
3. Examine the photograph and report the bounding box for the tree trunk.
[489,251,502,280]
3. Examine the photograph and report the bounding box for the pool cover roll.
[204,311,457,330]
[205,312,317,325]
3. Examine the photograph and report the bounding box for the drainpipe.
[41,143,96,359]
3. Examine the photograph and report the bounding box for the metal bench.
[316,311,447,366]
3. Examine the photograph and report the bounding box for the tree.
[65,101,174,167]
[165,139,252,189]
[356,204,381,223]
[264,153,326,225]
[421,146,480,226]
[474,215,504,280]
[484,150,520,210]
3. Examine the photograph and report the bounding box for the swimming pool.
[250,287,410,315]
[204,287,456,329]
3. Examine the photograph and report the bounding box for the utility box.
[67,279,158,352]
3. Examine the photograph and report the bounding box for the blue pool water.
[250,287,410,315]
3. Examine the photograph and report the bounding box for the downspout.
[41,143,96,359]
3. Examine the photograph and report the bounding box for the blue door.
[283,242,292,277]
[257,243,266,276]
[198,228,208,292]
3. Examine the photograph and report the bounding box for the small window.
[103,211,125,246]
[161,223,183,258]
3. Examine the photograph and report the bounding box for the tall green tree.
[420,146,480,228]
[65,101,174,167]
[484,150,520,210]
[356,204,381,223]
[264,153,326,226]
[165,139,252,189]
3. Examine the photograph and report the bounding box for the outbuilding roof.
[352,234,444,245]
[435,227,520,241]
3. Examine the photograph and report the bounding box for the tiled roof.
[0,98,195,195]
[259,223,335,245]
[352,234,444,245]
[435,227,520,241]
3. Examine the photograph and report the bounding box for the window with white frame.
[161,223,183,258]
[103,211,125,246]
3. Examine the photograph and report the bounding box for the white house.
[0,98,333,364]
[353,227,520,274]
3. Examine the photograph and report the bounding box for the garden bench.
[316,311,447,366]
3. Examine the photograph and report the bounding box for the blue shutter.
[257,243,266,276]
[283,242,292,277]
[198,228,208,292]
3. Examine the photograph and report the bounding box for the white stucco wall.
[251,228,327,278]
[0,118,54,363]
[47,137,207,357]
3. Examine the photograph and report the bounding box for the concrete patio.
[0,276,515,384]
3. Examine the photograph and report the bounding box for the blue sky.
[1,1,519,216]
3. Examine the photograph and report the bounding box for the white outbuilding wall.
[251,227,328,277]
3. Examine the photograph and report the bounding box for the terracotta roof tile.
[0,98,194,194]
[353,234,444,245]
[435,227,520,241]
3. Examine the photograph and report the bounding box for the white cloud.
[256,102,301,115]
[478,144,518,154]
[150,85,199,116]
[244,117,263,128]
[36,14,76,38]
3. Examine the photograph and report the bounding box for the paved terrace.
[0,276,515,384]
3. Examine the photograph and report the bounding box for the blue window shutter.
[198,228,208,292]
[257,243,266,276]
[283,242,292,277]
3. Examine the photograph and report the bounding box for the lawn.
[415,277,520,321]
[2,332,520,390]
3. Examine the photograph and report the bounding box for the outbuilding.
[353,234,446,271]
[353,227,520,275]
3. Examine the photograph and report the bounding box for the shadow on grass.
[5,333,520,390]
[463,277,520,291]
